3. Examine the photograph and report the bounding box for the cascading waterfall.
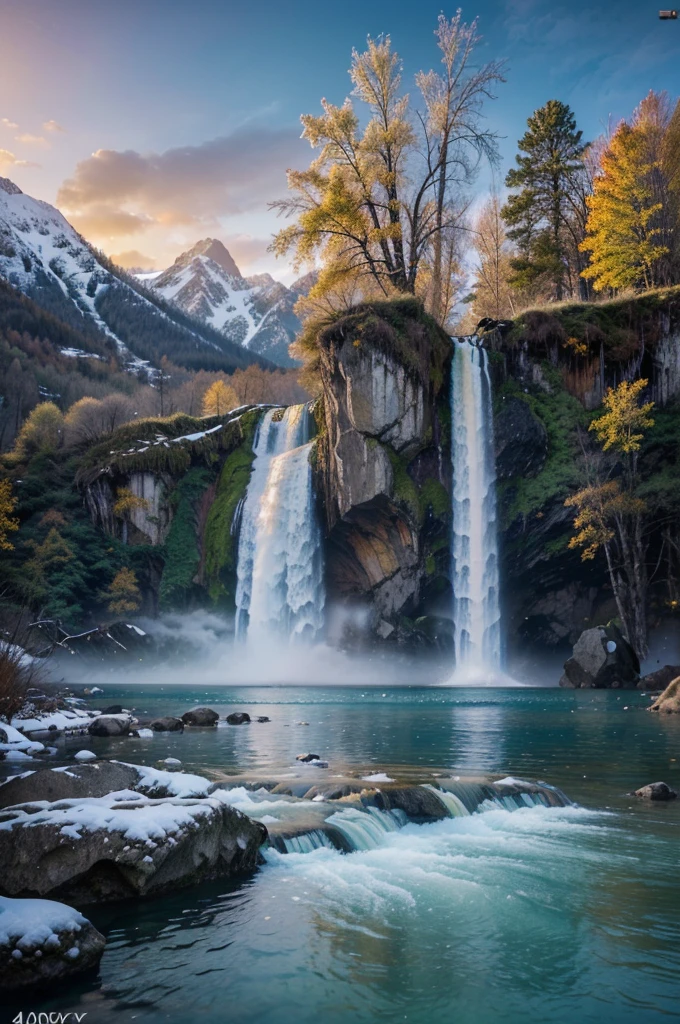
[450,338,501,673]
[235,404,325,642]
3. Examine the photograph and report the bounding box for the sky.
[1,0,679,282]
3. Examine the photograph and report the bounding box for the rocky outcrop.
[0,762,140,810]
[559,624,640,688]
[0,896,105,991]
[639,665,680,692]
[495,396,548,479]
[649,676,680,712]
[315,299,452,644]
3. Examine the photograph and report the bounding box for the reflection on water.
[6,687,680,1024]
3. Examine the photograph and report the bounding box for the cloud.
[67,205,155,237]
[57,125,306,238]
[1,118,19,130]
[15,133,49,147]
[109,249,158,270]
[222,234,272,268]
[0,149,40,169]
[43,120,66,133]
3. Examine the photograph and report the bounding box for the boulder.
[97,704,124,714]
[256,716,270,723]
[0,792,267,904]
[0,896,105,991]
[649,676,680,713]
[182,707,219,727]
[296,753,321,763]
[559,624,640,688]
[638,665,680,692]
[88,714,133,737]
[226,712,250,725]
[149,716,184,733]
[0,762,141,809]
[495,397,548,479]
[633,782,678,801]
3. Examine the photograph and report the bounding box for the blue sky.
[1,0,678,278]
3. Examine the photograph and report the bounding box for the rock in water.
[649,676,680,713]
[0,895,105,991]
[88,714,134,737]
[0,792,267,903]
[296,753,321,762]
[182,708,219,727]
[226,713,251,725]
[559,625,640,688]
[638,665,680,692]
[149,716,184,732]
[0,762,141,809]
[633,782,678,800]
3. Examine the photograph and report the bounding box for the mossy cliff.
[312,298,454,647]
[487,290,680,657]
[81,407,262,617]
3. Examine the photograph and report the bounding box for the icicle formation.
[235,404,325,643]
[450,339,501,670]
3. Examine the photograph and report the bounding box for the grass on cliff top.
[507,284,680,361]
[296,297,452,393]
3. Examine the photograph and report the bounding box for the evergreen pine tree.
[503,100,586,300]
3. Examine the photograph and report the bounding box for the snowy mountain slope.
[145,239,309,367]
[0,178,267,374]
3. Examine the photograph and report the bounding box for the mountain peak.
[0,177,23,196]
[184,238,242,278]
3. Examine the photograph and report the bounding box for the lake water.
[9,685,680,1023]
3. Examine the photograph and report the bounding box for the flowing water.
[14,685,680,1024]
[451,339,501,673]
[235,405,324,641]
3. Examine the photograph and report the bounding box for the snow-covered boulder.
[0,767,266,903]
[0,895,105,991]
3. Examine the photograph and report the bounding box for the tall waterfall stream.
[451,338,501,675]
[235,404,325,642]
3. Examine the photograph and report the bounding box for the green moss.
[419,477,450,523]
[497,366,588,525]
[203,442,255,608]
[159,467,213,610]
[384,446,421,523]
[425,553,436,576]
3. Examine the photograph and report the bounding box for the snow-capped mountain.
[143,239,308,367]
[0,178,264,374]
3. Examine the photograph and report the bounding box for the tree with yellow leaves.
[566,378,654,655]
[581,112,671,292]
[104,567,141,617]
[0,478,19,551]
[271,15,504,318]
[202,379,238,417]
[10,402,64,462]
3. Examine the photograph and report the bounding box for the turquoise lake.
[10,684,680,1024]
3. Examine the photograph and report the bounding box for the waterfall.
[235,404,325,642]
[450,338,501,673]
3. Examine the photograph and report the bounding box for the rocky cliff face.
[315,300,452,647]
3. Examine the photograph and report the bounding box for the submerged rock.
[182,707,219,727]
[649,676,680,713]
[639,665,680,692]
[0,895,105,991]
[559,624,640,688]
[633,782,678,801]
[226,712,250,725]
[296,753,321,763]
